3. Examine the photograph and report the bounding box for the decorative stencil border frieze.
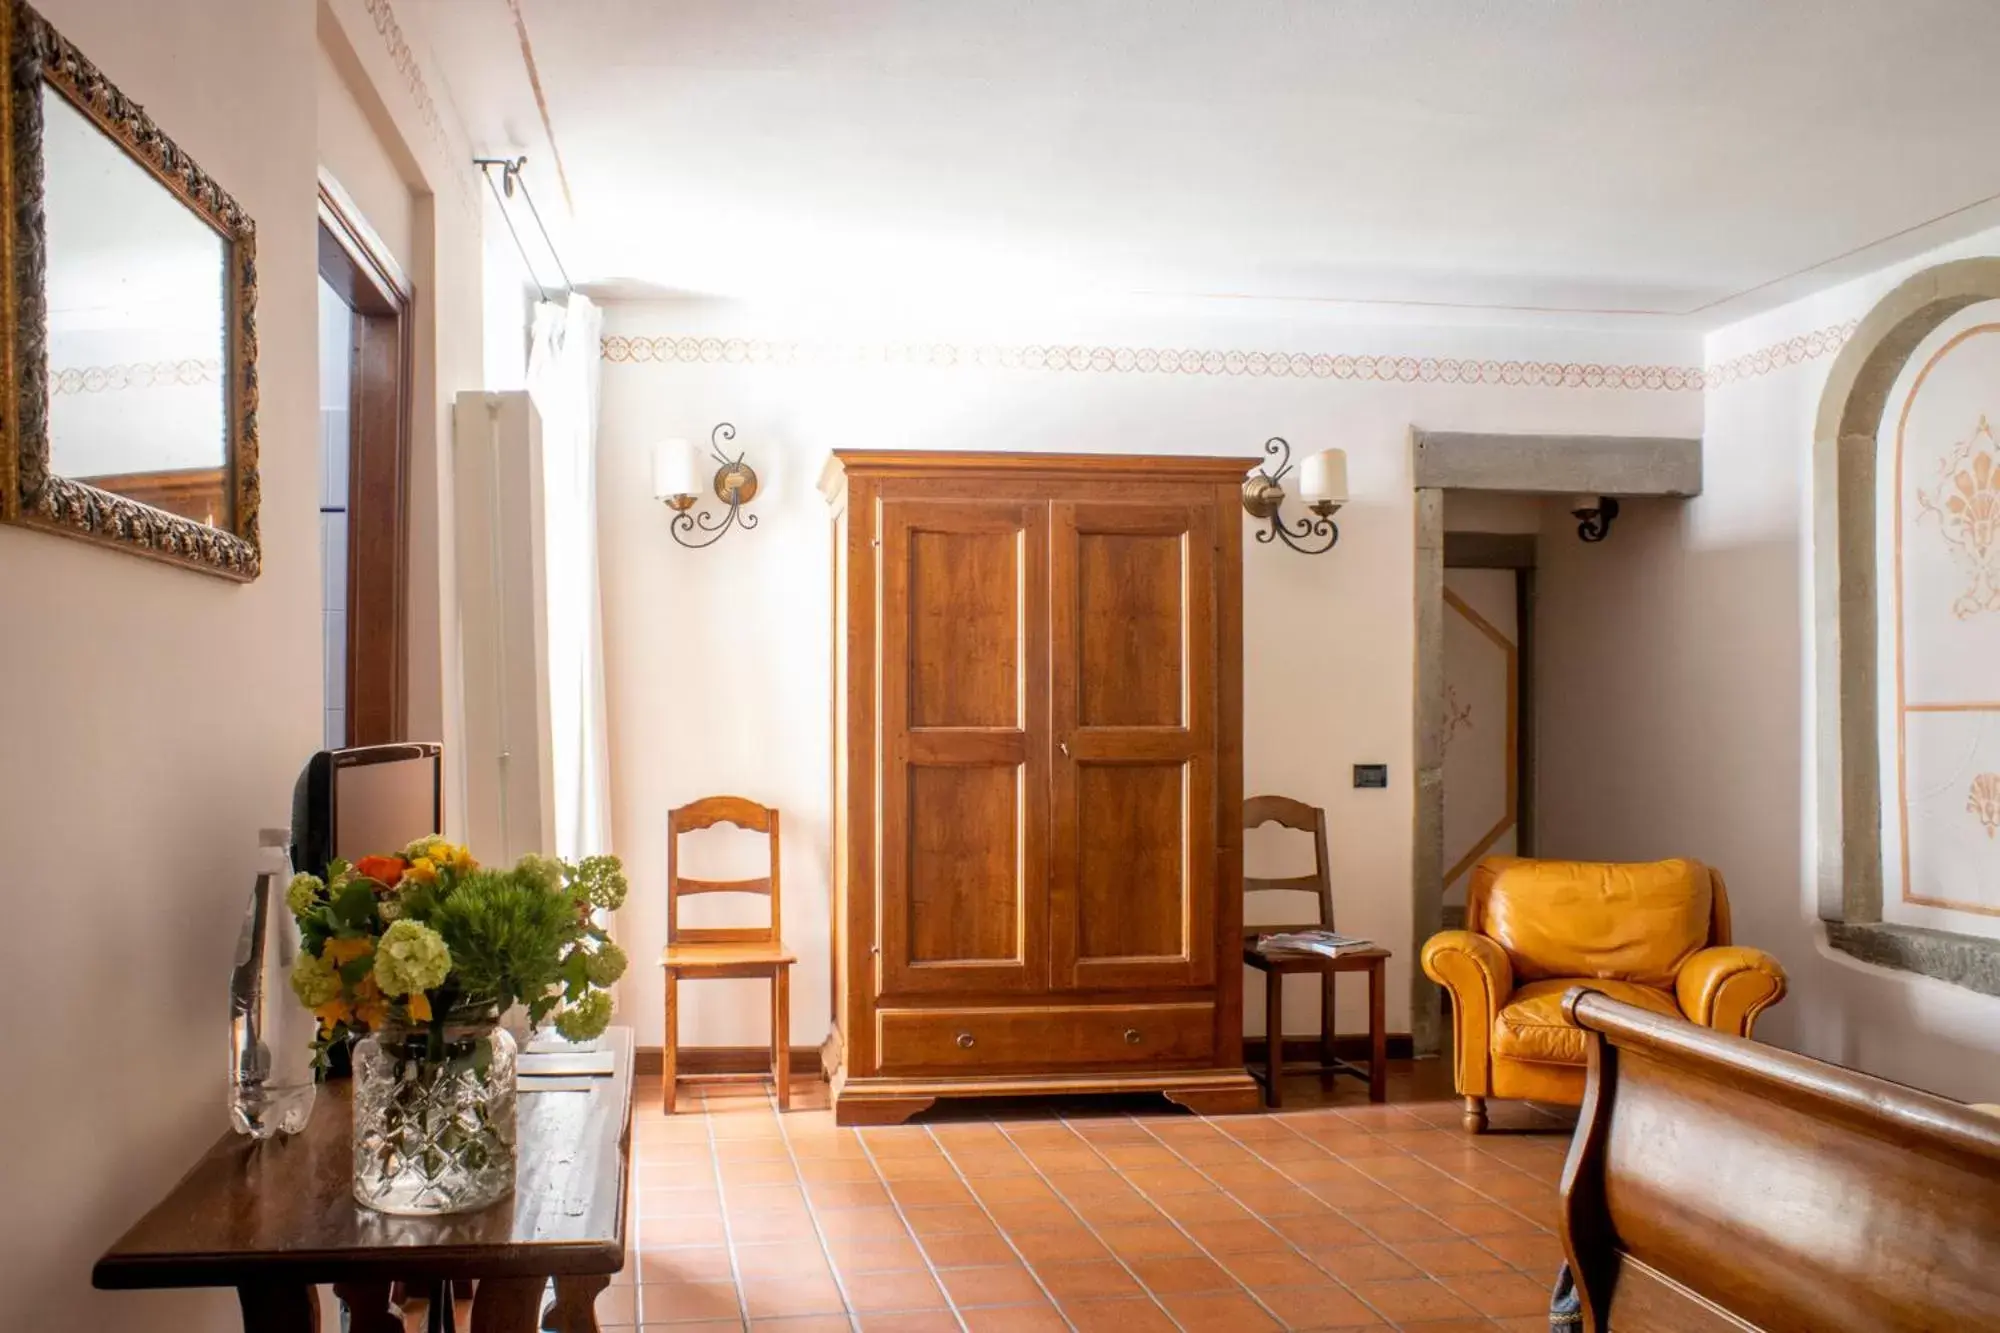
[604,316,1876,393]
[601,334,1706,391]
[49,358,221,395]
[358,0,476,211]
[1704,320,1859,387]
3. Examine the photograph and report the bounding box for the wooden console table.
[93,1027,635,1333]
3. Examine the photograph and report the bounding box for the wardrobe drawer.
[876,1003,1216,1072]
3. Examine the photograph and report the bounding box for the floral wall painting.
[1883,317,2000,930]
[1441,683,1474,759]
[1971,773,2000,840]
[1914,414,2000,620]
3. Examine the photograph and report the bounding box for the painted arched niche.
[1814,257,2000,990]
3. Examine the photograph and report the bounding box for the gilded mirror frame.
[0,0,259,579]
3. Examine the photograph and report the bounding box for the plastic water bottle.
[228,828,318,1137]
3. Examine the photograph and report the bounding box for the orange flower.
[407,992,433,1023]
[352,974,388,1030]
[313,997,354,1034]
[323,937,374,967]
[355,855,408,887]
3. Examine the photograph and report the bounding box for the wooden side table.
[93,1028,636,1333]
[1242,943,1390,1108]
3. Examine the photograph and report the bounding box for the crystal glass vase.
[351,1011,517,1215]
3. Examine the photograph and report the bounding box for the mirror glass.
[42,88,229,527]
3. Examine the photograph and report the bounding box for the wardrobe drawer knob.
[956,1032,976,1049]
[1124,1028,1142,1045]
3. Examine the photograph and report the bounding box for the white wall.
[595,303,1700,1049]
[1524,223,2000,1103]
[1704,227,2000,1102]
[320,0,487,830]
[0,1,316,1329]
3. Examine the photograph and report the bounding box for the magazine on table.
[1254,928,1373,958]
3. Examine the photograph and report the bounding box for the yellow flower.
[444,844,477,873]
[405,858,438,885]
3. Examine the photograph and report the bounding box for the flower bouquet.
[285,839,628,1214]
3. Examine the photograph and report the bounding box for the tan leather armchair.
[1422,856,1785,1131]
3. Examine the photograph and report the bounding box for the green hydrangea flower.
[583,942,628,986]
[554,989,613,1042]
[373,919,452,997]
[290,951,342,1008]
[285,873,324,918]
[514,853,564,892]
[572,855,629,912]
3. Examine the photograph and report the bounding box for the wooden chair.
[661,795,794,1112]
[1241,794,1389,1107]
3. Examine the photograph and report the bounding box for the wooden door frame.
[316,172,412,746]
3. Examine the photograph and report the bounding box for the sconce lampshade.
[652,438,702,500]
[1299,448,1348,505]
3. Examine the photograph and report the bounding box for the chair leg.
[662,971,679,1115]
[773,967,791,1112]
[1463,1095,1488,1133]
[1319,971,1337,1073]
[1367,958,1387,1104]
[1264,967,1284,1109]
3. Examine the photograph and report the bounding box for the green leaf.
[338,954,375,985]
[331,879,376,929]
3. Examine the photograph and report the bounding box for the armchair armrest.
[1676,946,1787,1037]
[1421,931,1515,1097]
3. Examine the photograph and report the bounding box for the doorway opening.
[316,177,411,749]
[1439,516,1537,932]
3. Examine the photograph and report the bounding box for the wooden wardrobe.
[820,450,1262,1125]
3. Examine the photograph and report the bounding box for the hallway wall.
[0,3,316,1329]
[592,303,1702,1053]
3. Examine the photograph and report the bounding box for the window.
[1877,309,2000,937]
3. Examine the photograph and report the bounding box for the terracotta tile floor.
[605,1067,1574,1332]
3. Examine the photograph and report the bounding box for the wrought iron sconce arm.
[664,423,760,550]
[1241,437,1341,555]
[1571,495,1620,543]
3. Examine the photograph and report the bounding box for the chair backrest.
[667,795,781,946]
[1466,856,1731,987]
[1243,794,1333,929]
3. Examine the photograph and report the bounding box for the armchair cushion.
[1492,978,1681,1066]
[1484,858,1712,987]
[1676,946,1787,1036]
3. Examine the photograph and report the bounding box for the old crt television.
[290,743,443,876]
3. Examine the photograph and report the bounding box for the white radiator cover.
[451,390,555,864]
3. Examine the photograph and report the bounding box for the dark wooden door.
[878,496,1050,995]
[1049,498,1218,991]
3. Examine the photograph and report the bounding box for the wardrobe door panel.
[879,497,1050,995]
[1051,499,1217,992]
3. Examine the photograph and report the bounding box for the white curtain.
[526,295,611,860]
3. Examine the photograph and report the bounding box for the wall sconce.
[1241,437,1346,554]
[1570,494,1620,543]
[653,423,760,549]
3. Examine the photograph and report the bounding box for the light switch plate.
[1353,763,1389,789]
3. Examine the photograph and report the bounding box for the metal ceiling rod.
[475,155,573,300]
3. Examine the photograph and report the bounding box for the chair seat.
[662,940,796,971]
[1492,978,1681,1066]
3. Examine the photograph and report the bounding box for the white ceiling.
[414,0,2000,329]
